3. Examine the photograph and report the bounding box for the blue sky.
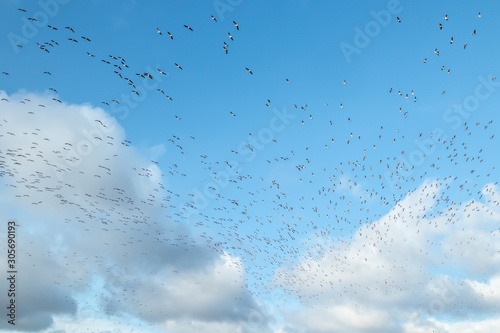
[1,0,500,332]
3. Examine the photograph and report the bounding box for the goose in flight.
[211,15,217,22]
[157,27,162,35]
[184,25,193,31]
[48,25,58,30]
[168,32,173,39]
[81,36,91,42]
[65,26,75,33]
[228,32,233,40]
[233,21,239,30]
[245,67,253,75]
[175,63,183,70]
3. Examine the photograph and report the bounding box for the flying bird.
[245,67,253,75]
[233,21,239,30]
[211,15,217,22]
[184,25,193,31]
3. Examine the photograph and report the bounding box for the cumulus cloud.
[0,92,267,332]
[273,180,500,332]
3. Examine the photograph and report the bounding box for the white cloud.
[274,180,500,332]
[0,92,269,332]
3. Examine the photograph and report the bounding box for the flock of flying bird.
[1,6,499,323]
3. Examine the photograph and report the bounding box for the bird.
[228,32,233,41]
[48,25,58,30]
[478,12,481,18]
[184,25,193,31]
[211,15,217,22]
[87,52,95,57]
[245,68,253,75]
[168,32,173,39]
[444,14,448,20]
[157,27,162,35]
[230,111,236,116]
[175,63,183,70]
[65,26,75,33]
[397,17,401,23]
[233,21,239,30]
[81,36,91,42]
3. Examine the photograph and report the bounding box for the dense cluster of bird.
[1,6,499,320]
